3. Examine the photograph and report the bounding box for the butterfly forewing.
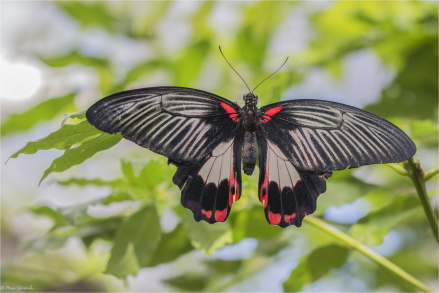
[86,87,242,164]
[259,99,416,173]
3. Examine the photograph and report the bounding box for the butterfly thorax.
[241,93,260,131]
[242,93,260,176]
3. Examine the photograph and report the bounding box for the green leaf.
[39,133,122,184]
[137,159,166,189]
[349,193,430,245]
[171,40,211,86]
[365,41,438,120]
[164,274,208,291]
[105,205,161,278]
[57,177,126,188]
[56,2,116,30]
[424,168,439,182]
[40,50,115,94]
[31,206,70,231]
[9,120,102,160]
[410,119,439,147]
[148,224,193,267]
[231,207,283,243]
[101,191,134,205]
[183,213,232,255]
[61,111,86,126]
[1,93,76,136]
[121,160,137,184]
[41,50,110,68]
[283,244,350,292]
[236,2,291,66]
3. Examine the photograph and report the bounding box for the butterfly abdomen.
[243,131,257,175]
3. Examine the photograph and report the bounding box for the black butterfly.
[86,86,416,228]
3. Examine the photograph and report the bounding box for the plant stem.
[304,216,432,292]
[405,158,439,243]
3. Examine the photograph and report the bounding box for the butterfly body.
[86,86,416,228]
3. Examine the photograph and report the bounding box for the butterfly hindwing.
[86,87,242,164]
[170,132,244,223]
[257,133,331,228]
[259,99,416,173]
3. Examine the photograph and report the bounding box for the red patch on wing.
[284,213,296,223]
[260,169,268,208]
[268,211,281,225]
[215,209,227,222]
[201,209,212,219]
[261,106,282,123]
[220,102,239,122]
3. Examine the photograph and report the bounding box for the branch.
[304,216,432,292]
[404,158,439,243]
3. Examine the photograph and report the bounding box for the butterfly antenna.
[219,46,251,93]
[252,57,289,93]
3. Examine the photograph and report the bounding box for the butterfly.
[86,85,416,228]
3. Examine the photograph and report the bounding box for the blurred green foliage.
[1,93,77,135]
[3,1,438,292]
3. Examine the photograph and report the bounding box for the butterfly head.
[243,93,258,106]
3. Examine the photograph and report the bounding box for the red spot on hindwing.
[215,209,227,222]
[220,102,239,122]
[261,106,282,123]
[284,213,296,223]
[268,211,281,225]
[201,209,212,219]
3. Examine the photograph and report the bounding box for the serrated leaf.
[9,120,102,160]
[183,213,232,255]
[39,133,122,184]
[105,205,161,278]
[61,111,86,126]
[1,93,76,136]
[283,244,349,292]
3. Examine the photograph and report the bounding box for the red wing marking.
[284,213,296,223]
[220,102,240,122]
[215,209,227,222]
[261,106,282,123]
[268,211,281,225]
[201,209,212,219]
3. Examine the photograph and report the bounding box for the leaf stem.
[304,216,432,292]
[404,158,439,243]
